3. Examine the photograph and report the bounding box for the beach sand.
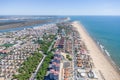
[72,21,120,80]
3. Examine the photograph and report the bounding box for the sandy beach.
[72,21,120,80]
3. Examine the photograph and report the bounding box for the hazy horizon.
[0,0,120,15]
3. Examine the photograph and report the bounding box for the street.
[29,53,46,80]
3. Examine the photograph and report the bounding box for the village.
[0,23,58,80]
[0,21,100,80]
[44,22,99,80]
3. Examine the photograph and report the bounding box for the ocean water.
[70,16,120,68]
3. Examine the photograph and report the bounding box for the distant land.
[0,16,66,30]
[0,20,52,30]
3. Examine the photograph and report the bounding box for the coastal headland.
[72,21,120,80]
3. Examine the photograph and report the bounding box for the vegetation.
[13,52,43,80]
[36,35,56,80]
[66,54,72,61]
[51,48,57,52]
[36,52,53,80]
[1,43,14,48]
[37,34,55,54]
[13,34,56,80]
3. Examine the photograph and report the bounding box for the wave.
[104,49,110,56]
[97,41,110,57]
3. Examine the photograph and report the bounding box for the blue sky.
[0,0,120,15]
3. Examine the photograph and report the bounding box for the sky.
[0,0,120,15]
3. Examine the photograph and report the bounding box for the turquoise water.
[71,16,120,68]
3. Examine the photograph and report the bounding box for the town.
[0,21,100,80]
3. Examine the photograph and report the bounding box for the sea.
[70,16,120,68]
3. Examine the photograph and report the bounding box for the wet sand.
[72,21,120,80]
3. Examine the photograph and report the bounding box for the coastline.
[72,21,120,80]
[96,38,120,74]
[80,22,120,74]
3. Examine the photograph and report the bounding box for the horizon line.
[0,14,120,16]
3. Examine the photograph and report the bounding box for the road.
[29,53,46,80]
[72,32,77,80]
[29,38,55,80]
[72,32,75,80]
[47,40,55,52]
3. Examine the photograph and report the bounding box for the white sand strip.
[72,21,120,80]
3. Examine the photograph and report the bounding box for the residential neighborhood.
[0,21,113,80]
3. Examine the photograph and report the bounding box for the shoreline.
[96,39,120,74]
[72,21,120,80]
[80,22,120,73]
[78,21,120,74]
